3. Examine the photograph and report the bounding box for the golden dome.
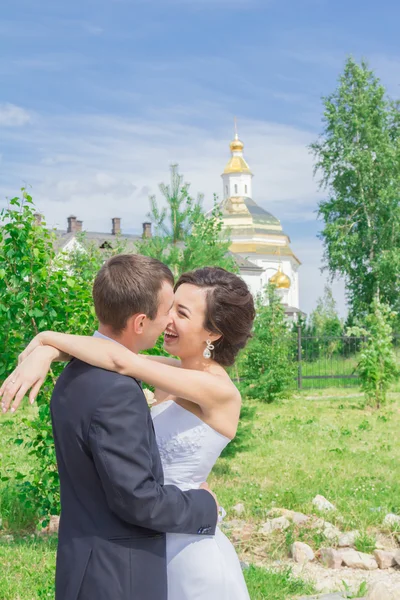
[230,134,244,153]
[223,156,252,174]
[269,265,291,289]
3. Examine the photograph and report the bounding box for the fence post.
[297,324,303,390]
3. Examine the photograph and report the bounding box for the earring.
[203,339,214,359]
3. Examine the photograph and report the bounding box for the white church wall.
[222,171,252,199]
[237,254,301,308]
[239,271,264,297]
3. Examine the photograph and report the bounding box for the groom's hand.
[200,482,218,510]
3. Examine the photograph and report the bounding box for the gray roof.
[283,305,306,317]
[54,230,140,252]
[244,198,281,226]
[231,253,263,272]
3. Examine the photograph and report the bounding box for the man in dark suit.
[49,254,218,600]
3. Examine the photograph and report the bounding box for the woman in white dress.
[1,266,255,600]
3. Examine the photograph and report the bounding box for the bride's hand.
[18,332,47,365]
[0,345,58,414]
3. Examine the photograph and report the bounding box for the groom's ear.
[127,313,148,335]
[132,314,147,335]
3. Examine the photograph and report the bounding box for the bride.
[1,265,255,600]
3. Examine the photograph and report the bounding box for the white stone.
[232,503,245,516]
[394,550,400,566]
[319,547,343,569]
[268,508,309,526]
[313,495,336,512]
[292,512,310,526]
[366,581,398,600]
[393,587,400,600]
[340,548,378,570]
[338,530,359,548]
[259,516,290,535]
[37,515,60,536]
[291,541,315,564]
[383,513,400,527]
[373,549,396,569]
[310,517,326,530]
[323,522,342,541]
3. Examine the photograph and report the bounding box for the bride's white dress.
[151,400,250,600]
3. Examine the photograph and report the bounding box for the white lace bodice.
[151,400,230,491]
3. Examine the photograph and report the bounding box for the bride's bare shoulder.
[206,363,241,401]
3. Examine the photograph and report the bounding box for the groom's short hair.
[93,254,174,332]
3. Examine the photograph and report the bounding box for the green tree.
[307,285,344,358]
[0,191,125,527]
[311,57,400,318]
[347,295,398,408]
[135,164,236,277]
[242,285,295,403]
[0,192,67,526]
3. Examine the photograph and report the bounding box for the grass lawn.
[2,388,400,598]
[211,387,400,567]
[0,536,56,600]
[0,536,314,600]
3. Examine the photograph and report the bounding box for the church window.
[225,185,228,195]
[245,185,248,194]
[234,184,238,194]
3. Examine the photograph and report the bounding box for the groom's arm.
[88,377,218,535]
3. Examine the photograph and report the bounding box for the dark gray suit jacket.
[51,359,217,600]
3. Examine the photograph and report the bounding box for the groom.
[49,254,218,600]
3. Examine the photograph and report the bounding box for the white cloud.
[0,104,32,127]
[0,106,341,313]
[0,110,321,225]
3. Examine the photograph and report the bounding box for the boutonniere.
[143,388,157,408]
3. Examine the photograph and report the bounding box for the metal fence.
[293,328,400,390]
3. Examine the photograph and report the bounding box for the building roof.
[54,229,140,252]
[283,305,306,318]
[223,132,253,174]
[221,196,283,229]
[243,198,281,226]
[223,156,252,174]
[231,253,264,272]
[270,265,291,289]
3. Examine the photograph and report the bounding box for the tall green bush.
[241,285,295,403]
[0,191,123,526]
[347,295,398,408]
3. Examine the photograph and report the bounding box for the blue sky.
[1,0,400,316]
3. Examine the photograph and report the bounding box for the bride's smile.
[162,283,221,362]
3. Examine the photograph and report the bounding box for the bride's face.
[163,283,219,360]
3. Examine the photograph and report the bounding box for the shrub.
[241,285,296,403]
[347,295,398,408]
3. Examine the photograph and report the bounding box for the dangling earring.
[203,339,214,359]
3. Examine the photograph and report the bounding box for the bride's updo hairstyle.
[175,267,255,367]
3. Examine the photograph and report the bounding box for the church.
[52,128,302,318]
[219,129,302,319]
